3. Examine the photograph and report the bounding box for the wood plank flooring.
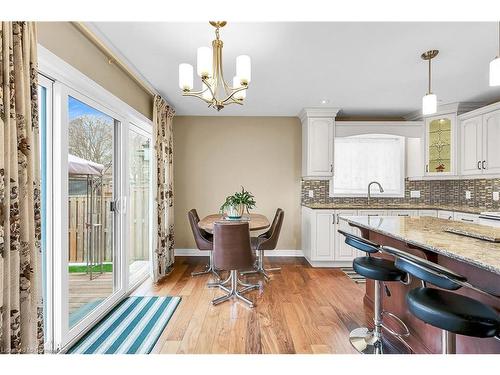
[132,256,372,354]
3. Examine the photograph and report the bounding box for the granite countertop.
[341,216,500,275]
[302,202,489,214]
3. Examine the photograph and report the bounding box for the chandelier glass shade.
[178,21,251,111]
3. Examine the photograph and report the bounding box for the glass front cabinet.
[424,113,457,176]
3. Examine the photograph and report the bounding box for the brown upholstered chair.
[188,209,218,279]
[208,222,259,307]
[242,208,284,280]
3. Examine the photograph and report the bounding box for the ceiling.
[89,22,500,117]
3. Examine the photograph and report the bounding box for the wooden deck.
[69,273,113,314]
[133,256,373,354]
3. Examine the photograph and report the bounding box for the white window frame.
[331,134,406,198]
[38,45,154,352]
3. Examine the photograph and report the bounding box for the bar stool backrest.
[337,229,379,254]
[382,246,467,290]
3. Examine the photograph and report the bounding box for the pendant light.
[490,21,500,86]
[421,50,439,116]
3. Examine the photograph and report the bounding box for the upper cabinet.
[424,113,457,176]
[300,108,340,178]
[460,104,500,176]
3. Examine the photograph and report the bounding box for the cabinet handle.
[425,164,429,173]
[482,160,486,169]
[398,214,409,217]
[330,163,333,173]
[477,161,482,170]
[460,218,474,222]
[368,214,379,217]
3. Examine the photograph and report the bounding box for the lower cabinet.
[334,210,361,261]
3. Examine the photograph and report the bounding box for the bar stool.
[382,246,500,354]
[338,229,411,354]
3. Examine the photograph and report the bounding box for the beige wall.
[37,22,153,120]
[174,116,302,250]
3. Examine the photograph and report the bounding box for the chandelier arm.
[182,91,214,105]
[220,85,248,104]
[202,76,217,99]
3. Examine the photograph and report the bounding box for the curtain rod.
[71,22,157,97]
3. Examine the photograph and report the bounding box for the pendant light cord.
[498,21,500,57]
[428,58,432,94]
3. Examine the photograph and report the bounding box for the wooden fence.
[68,186,150,263]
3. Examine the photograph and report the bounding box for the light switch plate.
[465,190,472,200]
[308,190,314,198]
[410,190,421,198]
[493,192,500,201]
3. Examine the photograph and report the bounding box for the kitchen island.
[341,215,500,354]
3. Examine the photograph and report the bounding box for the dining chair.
[242,208,284,281]
[187,209,219,279]
[208,222,260,307]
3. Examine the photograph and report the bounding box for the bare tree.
[68,115,113,169]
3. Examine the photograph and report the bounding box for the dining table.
[198,213,270,233]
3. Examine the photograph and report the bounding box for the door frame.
[38,45,154,352]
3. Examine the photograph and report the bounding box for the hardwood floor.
[132,256,372,354]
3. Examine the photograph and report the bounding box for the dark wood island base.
[347,218,500,354]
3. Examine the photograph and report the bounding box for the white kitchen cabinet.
[460,105,500,176]
[300,108,340,178]
[424,113,457,176]
[314,211,336,260]
[438,210,454,220]
[482,110,500,174]
[335,210,361,261]
[418,209,438,217]
[454,212,480,224]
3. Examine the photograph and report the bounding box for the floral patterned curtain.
[0,22,43,353]
[152,95,175,282]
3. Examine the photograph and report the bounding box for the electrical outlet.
[465,190,472,200]
[410,190,421,198]
[308,190,314,198]
[493,192,500,201]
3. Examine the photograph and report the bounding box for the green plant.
[220,186,256,214]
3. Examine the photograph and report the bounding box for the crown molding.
[299,107,342,122]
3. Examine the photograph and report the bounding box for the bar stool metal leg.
[442,331,456,354]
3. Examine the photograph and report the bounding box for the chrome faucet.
[367,181,384,202]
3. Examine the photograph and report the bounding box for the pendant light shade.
[421,50,439,116]
[422,93,437,116]
[178,63,194,91]
[490,22,500,86]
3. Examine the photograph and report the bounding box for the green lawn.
[68,264,113,273]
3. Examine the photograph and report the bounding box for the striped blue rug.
[68,296,181,354]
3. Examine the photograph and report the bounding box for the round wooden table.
[198,213,270,233]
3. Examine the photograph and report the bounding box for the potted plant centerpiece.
[220,186,256,219]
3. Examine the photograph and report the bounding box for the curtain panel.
[152,95,175,282]
[0,22,43,353]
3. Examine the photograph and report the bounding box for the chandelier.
[178,21,251,111]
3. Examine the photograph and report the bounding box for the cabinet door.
[425,114,455,175]
[334,211,359,261]
[307,118,333,176]
[437,210,454,220]
[454,212,480,224]
[418,210,438,217]
[460,116,483,176]
[482,111,500,174]
[313,212,335,261]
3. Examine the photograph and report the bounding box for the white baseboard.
[175,248,304,257]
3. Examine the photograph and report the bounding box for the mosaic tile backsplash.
[301,178,500,210]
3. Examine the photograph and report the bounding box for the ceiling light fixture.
[421,49,439,116]
[178,21,251,111]
[489,21,500,86]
